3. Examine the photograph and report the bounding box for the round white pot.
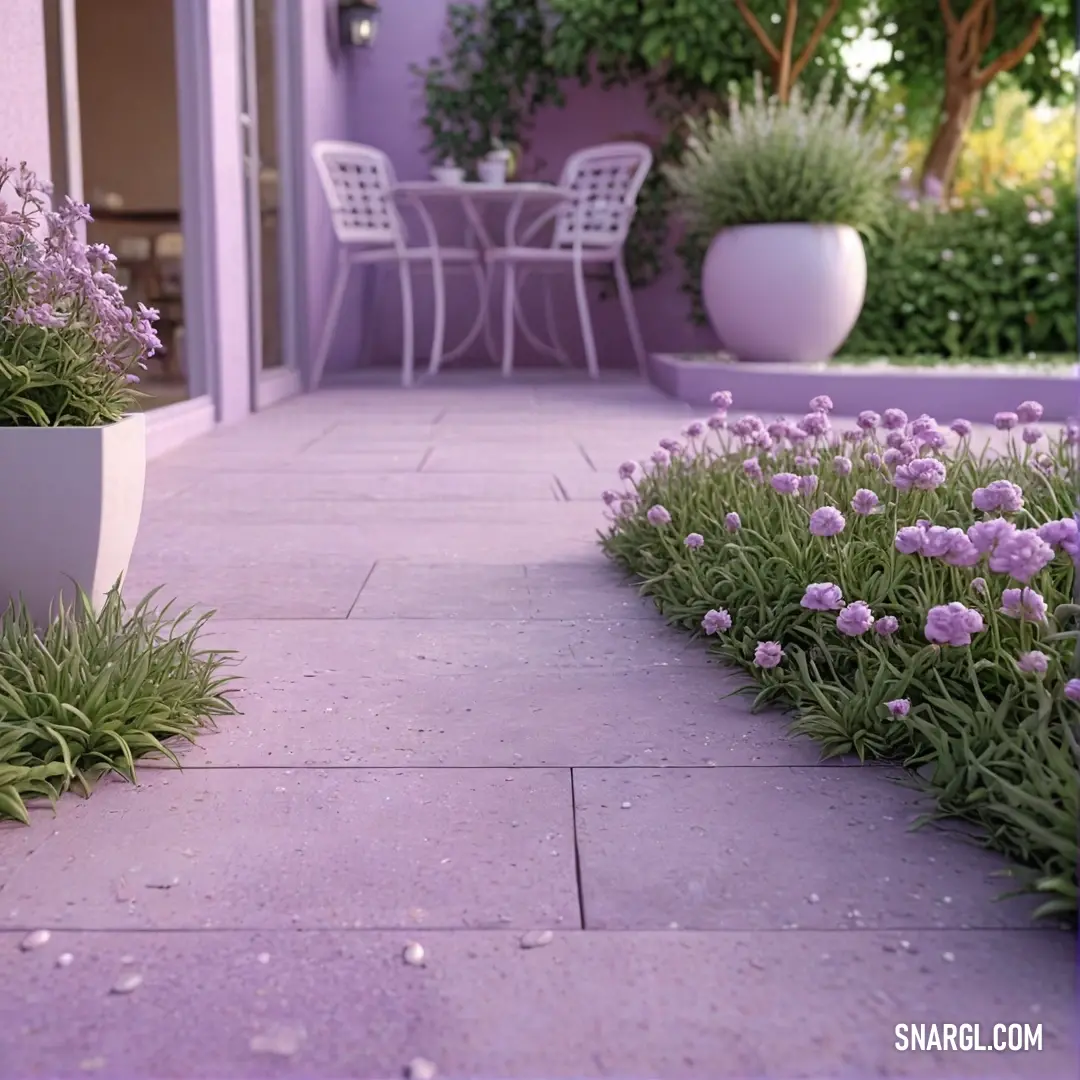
[477,159,507,185]
[0,412,146,626]
[701,223,867,363]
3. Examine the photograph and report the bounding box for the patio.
[1,374,1074,1078]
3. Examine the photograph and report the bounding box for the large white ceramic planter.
[701,223,867,363]
[0,413,147,626]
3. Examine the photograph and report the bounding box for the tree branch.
[938,0,958,34]
[732,0,781,63]
[791,0,844,83]
[973,14,1044,87]
[977,0,996,52]
[778,0,800,90]
[957,0,994,39]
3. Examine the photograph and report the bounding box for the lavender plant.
[0,160,161,427]
[664,74,900,236]
[601,393,1078,921]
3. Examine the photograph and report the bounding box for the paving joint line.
[345,560,379,618]
[569,767,588,930]
[0,924,1051,936]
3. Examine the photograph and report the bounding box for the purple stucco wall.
[301,0,717,374]
[0,0,52,183]
[300,0,366,374]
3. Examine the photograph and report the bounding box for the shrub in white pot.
[665,76,898,363]
[0,160,162,626]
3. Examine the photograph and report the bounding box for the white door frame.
[172,0,217,409]
[239,0,306,411]
[264,0,308,404]
[49,0,217,455]
[55,0,85,240]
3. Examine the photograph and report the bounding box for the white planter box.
[646,352,1080,422]
[0,413,147,626]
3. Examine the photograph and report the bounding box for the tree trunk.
[920,85,981,198]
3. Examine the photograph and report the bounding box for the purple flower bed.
[601,391,1078,922]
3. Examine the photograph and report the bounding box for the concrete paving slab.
[1,768,579,932]
[573,767,1054,931]
[305,425,443,451]
[350,563,531,619]
[524,561,656,619]
[161,669,824,769]
[5,379,1068,1077]
[128,520,599,563]
[3,927,1071,1079]
[162,471,564,504]
[554,470,630,502]
[150,449,430,474]
[201,618,713,678]
[421,445,594,473]
[120,555,372,620]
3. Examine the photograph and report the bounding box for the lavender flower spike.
[646,505,672,526]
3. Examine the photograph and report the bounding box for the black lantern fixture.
[338,0,380,47]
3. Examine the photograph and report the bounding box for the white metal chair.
[486,142,653,379]
[310,141,486,387]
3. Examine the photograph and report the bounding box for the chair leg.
[427,256,447,376]
[360,264,381,366]
[398,259,415,387]
[614,254,648,376]
[543,274,572,366]
[572,256,600,380]
[501,263,516,377]
[311,254,351,390]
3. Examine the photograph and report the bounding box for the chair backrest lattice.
[311,140,403,246]
[553,142,653,250]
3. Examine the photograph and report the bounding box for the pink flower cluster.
[799,583,896,638]
[925,602,985,646]
[896,513,1068,582]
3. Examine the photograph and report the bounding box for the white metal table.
[391,181,576,374]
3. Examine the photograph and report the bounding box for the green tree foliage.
[544,0,866,102]
[874,0,1074,190]
[878,0,1074,119]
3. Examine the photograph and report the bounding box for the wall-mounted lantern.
[339,0,380,47]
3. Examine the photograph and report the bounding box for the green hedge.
[845,180,1077,358]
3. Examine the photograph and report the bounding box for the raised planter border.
[647,353,1080,423]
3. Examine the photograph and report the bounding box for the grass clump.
[0,585,239,824]
[600,391,1078,922]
